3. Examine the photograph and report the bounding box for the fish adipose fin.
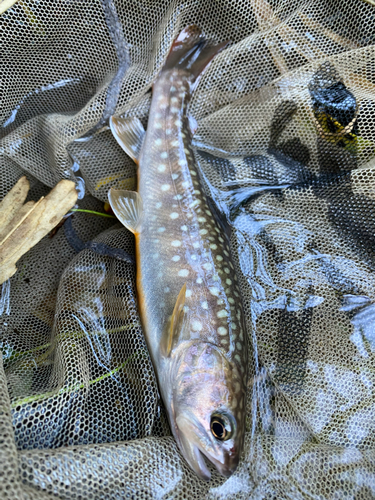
[108,188,143,234]
[110,116,145,164]
[162,283,187,356]
[163,25,229,88]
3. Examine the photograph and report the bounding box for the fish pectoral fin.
[162,283,187,357]
[108,188,143,234]
[110,116,145,164]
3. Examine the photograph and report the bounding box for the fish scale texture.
[1,0,375,498]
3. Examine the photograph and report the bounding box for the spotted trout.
[108,26,247,480]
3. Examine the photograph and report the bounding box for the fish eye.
[210,413,233,441]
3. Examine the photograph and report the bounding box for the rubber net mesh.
[1,0,375,498]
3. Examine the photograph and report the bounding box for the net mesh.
[1,0,375,497]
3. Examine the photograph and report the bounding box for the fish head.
[169,341,246,480]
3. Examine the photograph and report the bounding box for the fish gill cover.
[1,0,375,498]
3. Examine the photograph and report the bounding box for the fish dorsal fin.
[163,283,187,357]
[110,116,145,164]
[188,115,198,136]
[108,188,143,234]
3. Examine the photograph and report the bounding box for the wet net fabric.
[1,0,375,498]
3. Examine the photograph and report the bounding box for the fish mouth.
[176,415,236,481]
[184,443,236,481]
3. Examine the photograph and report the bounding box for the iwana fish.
[108,26,247,480]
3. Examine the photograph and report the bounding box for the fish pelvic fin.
[108,188,143,234]
[162,283,187,357]
[110,116,145,164]
[163,25,229,86]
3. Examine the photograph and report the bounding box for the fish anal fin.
[162,283,187,357]
[110,116,145,164]
[108,188,143,234]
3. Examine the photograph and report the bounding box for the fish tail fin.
[162,25,229,83]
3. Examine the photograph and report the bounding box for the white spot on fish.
[231,322,237,330]
[161,184,171,191]
[236,342,242,350]
[186,289,192,298]
[184,148,190,154]
[190,199,200,208]
[174,194,182,200]
[172,240,181,247]
[155,138,162,146]
[218,326,227,336]
[178,269,189,277]
[178,159,186,166]
[170,86,176,92]
[157,227,166,233]
[171,107,179,113]
[198,217,206,223]
[192,320,202,332]
[228,297,235,304]
[152,253,159,259]
[203,262,212,271]
[226,279,232,285]
[172,255,180,261]
[224,267,230,274]
[216,255,223,261]
[171,140,179,147]
[166,129,172,135]
[164,287,170,293]
[217,309,228,318]
[182,181,190,189]
[161,152,168,159]
[202,301,208,309]
[171,96,178,103]
[155,122,162,129]
[191,170,197,176]
[210,244,217,250]
[193,241,200,249]
[171,173,179,180]
[199,229,208,235]
[155,202,162,209]
[175,120,182,127]
[196,277,203,284]
[181,225,188,231]
[235,355,241,364]
[170,212,179,219]
[191,254,197,260]
[158,164,166,172]
[209,287,220,296]
[224,250,229,257]
[221,338,228,345]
